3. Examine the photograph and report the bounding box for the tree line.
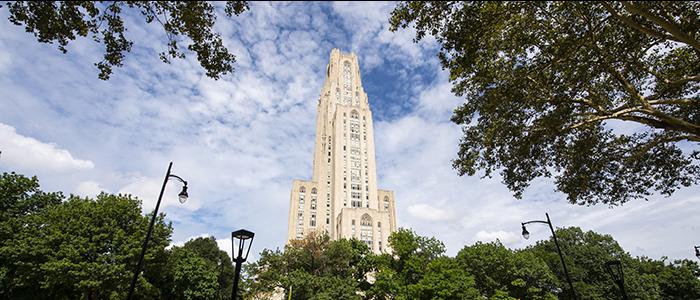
[245,229,700,300]
[2,172,700,299]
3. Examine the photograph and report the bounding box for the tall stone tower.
[287,49,397,254]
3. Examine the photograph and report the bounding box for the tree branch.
[601,2,678,43]
[602,62,652,110]
[666,75,700,86]
[640,108,700,136]
[648,99,699,106]
[572,97,609,115]
[621,1,700,53]
[567,106,646,130]
[634,134,700,158]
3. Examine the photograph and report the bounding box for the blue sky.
[1,2,699,261]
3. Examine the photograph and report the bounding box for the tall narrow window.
[351,219,356,237]
[360,214,373,248]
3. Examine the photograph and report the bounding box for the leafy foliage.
[368,228,470,299]
[179,237,235,300]
[3,172,698,299]
[3,1,249,80]
[245,226,700,300]
[0,171,173,299]
[245,232,373,300]
[167,248,219,300]
[529,227,700,299]
[0,172,63,299]
[390,1,700,205]
[456,241,558,299]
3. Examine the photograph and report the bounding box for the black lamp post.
[605,260,629,300]
[521,213,578,300]
[127,162,188,300]
[694,246,700,260]
[231,229,255,300]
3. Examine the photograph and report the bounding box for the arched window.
[361,214,372,226]
[351,110,359,119]
[383,196,390,211]
[360,214,373,247]
[311,188,317,194]
[300,186,306,193]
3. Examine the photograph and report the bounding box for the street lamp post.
[694,246,700,260]
[521,213,578,300]
[127,162,189,300]
[231,229,255,300]
[605,260,629,300]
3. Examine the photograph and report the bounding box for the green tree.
[631,257,700,300]
[0,172,63,299]
[390,1,700,206]
[2,193,172,299]
[526,227,700,299]
[245,232,373,300]
[2,1,249,80]
[0,172,173,299]
[166,247,220,300]
[456,241,557,299]
[406,257,480,300]
[370,228,479,299]
[180,236,234,300]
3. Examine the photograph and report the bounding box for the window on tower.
[360,214,373,247]
[351,192,361,208]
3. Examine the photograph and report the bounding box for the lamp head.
[178,185,188,204]
[232,229,255,262]
[233,229,255,240]
[695,246,700,259]
[521,224,530,240]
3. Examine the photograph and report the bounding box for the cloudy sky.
[1,2,699,261]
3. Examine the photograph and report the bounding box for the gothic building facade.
[287,49,397,254]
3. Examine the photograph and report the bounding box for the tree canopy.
[0,172,235,299]
[2,1,249,80]
[1,171,697,300]
[245,232,374,300]
[0,172,173,299]
[390,1,700,206]
[528,227,700,299]
[244,226,700,300]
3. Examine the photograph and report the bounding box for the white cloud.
[216,237,233,259]
[74,181,106,198]
[0,47,11,74]
[0,123,94,172]
[407,203,457,222]
[474,230,521,246]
